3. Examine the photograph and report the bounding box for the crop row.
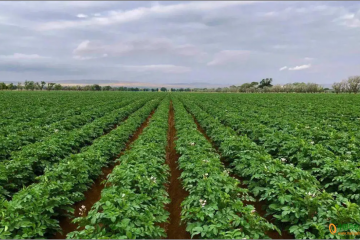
[180,97,360,239]
[192,98,360,205]
[68,98,170,239]
[172,98,278,239]
[0,99,135,161]
[195,94,360,159]
[0,97,162,239]
[0,92,126,132]
[0,99,114,137]
[0,97,154,199]
[204,94,360,134]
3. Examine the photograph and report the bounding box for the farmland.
[0,91,360,239]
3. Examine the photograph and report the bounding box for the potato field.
[0,91,360,239]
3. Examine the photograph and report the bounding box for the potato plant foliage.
[0,91,359,239]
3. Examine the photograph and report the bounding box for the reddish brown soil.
[164,102,191,239]
[190,114,294,239]
[53,110,155,239]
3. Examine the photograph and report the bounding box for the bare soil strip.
[189,113,294,239]
[54,110,156,239]
[164,102,191,239]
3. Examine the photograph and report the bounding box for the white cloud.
[72,38,205,60]
[333,9,360,28]
[0,53,49,60]
[93,13,101,17]
[37,1,258,30]
[121,64,191,74]
[304,57,314,61]
[272,45,288,49]
[207,50,250,66]
[279,66,287,71]
[76,14,88,18]
[288,64,311,71]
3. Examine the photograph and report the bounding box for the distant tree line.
[332,76,360,94]
[188,78,325,93]
[0,81,197,92]
[1,76,359,93]
[0,81,168,92]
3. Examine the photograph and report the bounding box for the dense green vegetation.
[0,91,359,239]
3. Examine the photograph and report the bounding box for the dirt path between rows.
[189,112,294,239]
[54,109,156,239]
[164,102,190,239]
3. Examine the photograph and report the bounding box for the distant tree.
[47,83,56,91]
[102,86,112,91]
[259,78,273,88]
[40,81,46,90]
[25,81,35,90]
[35,82,41,90]
[7,83,14,90]
[271,84,283,92]
[250,82,259,87]
[160,87,167,92]
[347,76,360,94]
[54,84,62,90]
[17,82,23,91]
[83,85,92,91]
[239,83,252,92]
[229,85,238,92]
[92,84,101,91]
[332,82,341,94]
[341,79,350,93]
[0,82,7,90]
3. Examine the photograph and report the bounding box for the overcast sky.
[0,1,359,87]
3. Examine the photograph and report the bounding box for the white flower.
[307,192,316,197]
[54,129,59,133]
[251,209,256,214]
[122,194,125,197]
[281,158,287,162]
[310,141,314,144]
[79,205,87,216]
[150,176,157,183]
[190,142,195,146]
[199,199,207,207]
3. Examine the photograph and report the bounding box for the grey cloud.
[0,1,360,86]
